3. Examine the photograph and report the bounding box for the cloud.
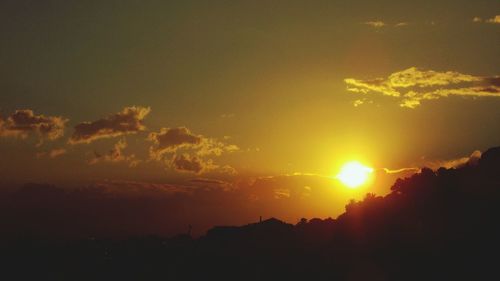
[37,148,67,159]
[147,127,239,159]
[426,150,482,170]
[220,113,235,118]
[345,67,500,108]
[148,127,239,174]
[486,15,500,24]
[363,21,386,28]
[189,178,235,191]
[69,106,151,144]
[362,21,409,28]
[90,179,191,197]
[148,127,202,160]
[168,154,236,175]
[382,167,420,174]
[196,138,239,157]
[472,15,500,24]
[88,139,139,167]
[353,99,365,107]
[0,109,67,143]
[169,154,214,174]
[353,98,374,107]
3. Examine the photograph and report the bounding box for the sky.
[1,0,499,236]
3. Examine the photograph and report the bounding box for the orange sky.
[0,1,499,236]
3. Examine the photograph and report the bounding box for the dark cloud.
[148,127,202,159]
[0,109,67,143]
[148,127,239,160]
[148,127,239,174]
[69,106,151,144]
[169,154,216,174]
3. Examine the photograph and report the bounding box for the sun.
[336,161,374,188]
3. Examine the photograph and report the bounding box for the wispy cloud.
[425,150,481,170]
[363,21,386,28]
[362,21,409,28]
[345,67,500,108]
[220,113,235,118]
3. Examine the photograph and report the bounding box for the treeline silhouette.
[2,147,500,280]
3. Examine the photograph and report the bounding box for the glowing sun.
[336,161,374,188]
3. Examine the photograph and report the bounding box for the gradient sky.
[1,1,499,235]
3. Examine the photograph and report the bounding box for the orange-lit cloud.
[382,167,420,174]
[69,106,151,144]
[0,109,67,143]
[89,139,139,167]
[473,15,500,24]
[345,67,500,108]
[487,15,500,24]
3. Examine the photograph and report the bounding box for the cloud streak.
[362,21,409,28]
[345,67,500,108]
[69,106,151,144]
[472,15,500,24]
[363,21,386,28]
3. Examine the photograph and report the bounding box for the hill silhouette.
[2,147,500,280]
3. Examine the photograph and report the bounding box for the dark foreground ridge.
[2,147,500,280]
